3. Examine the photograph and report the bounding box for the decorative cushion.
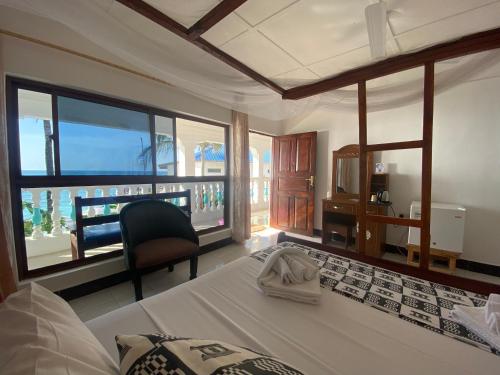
[134,237,199,269]
[0,283,119,374]
[115,334,304,375]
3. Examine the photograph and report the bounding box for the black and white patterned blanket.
[251,242,499,356]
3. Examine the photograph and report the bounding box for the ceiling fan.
[365,2,462,65]
[365,1,387,59]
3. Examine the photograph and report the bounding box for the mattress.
[87,247,499,374]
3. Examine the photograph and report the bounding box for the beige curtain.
[231,110,251,243]
[0,37,17,301]
[0,206,17,302]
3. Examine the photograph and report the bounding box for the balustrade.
[250,177,270,210]
[21,180,230,257]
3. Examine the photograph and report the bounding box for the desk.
[322,198,388,258]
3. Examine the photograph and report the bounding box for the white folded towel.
[485,294,500,335]
[257,247,321,304]
[451,293,500,351]
[272,257,294,285]
[283,254,318,282]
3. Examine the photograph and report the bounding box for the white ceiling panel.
[257,0,370,66]
[221,29,301,77]
[203,13,249,47]
[387,0,497,35]
[309,38,400,79]
[395,2,500,52]
[273,67,320,88]
[143,0,221,27]
[235,0,298,26]
[309,46,371,78]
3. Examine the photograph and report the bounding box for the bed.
[86,238,500,374]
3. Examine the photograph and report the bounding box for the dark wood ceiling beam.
[283,27,500,100]
[116,0,284,94]
[187,0,248,40]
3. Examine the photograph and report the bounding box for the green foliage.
[24,220,33,237]
[22,201,66,237]
[138,134,174,170]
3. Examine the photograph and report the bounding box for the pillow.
[115,334,304,375]
[0,282,119,374]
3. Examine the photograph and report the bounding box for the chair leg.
[190,256,198,280]
[133,272,143,301]
[168,264,174,272]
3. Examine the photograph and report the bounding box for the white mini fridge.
[408,201,466,254]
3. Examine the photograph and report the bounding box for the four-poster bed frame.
[109,1,500,292]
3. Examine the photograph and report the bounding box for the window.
[58,97,152,175]
[154,115,174,176]
[8,77,229,279]
[18,90,54,176]
[176,118,226,176]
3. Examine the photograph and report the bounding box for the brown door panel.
[278,177,309,192]
[270,132,317,236]
[277,195,291,228]
[294,197,309,231]
[295,136,313,174]
[278,138,293,174]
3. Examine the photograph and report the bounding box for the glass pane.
[176,118,225,177]
[157,182,225,231]
[155,115,174,176]
[22,184,152,270]
[18,89,55,176]
[58,96,151,175]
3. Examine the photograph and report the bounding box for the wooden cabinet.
[322,198,388,258]
[325,144,389,258]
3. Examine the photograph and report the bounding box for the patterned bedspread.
[251,242,499,356]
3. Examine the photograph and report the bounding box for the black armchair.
[119,199,199,301]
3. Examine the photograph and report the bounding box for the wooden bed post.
[420,62,435,270]
[358,68,433,269]
[358,81,367,255]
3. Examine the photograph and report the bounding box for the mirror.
[336,157,359,194]
[331,144,372,199]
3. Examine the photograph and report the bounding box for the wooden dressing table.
[322,145,389,258]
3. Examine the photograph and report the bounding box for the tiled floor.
[69,228,282,321]
[69,229,499,321]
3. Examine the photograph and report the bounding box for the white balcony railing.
[22,176,272,261]
[21,181,225,259]
[250,177,270,211]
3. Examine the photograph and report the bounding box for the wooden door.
[270,132,316,236]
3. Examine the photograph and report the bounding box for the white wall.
[284,77,500,266]
[249,115,283,135]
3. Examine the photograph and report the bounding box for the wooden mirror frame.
[331,144,372,200]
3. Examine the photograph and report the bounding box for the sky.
[19,117,174,175]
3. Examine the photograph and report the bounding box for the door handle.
[305,176,315,188]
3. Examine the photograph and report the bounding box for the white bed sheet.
[87,256,499,374]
